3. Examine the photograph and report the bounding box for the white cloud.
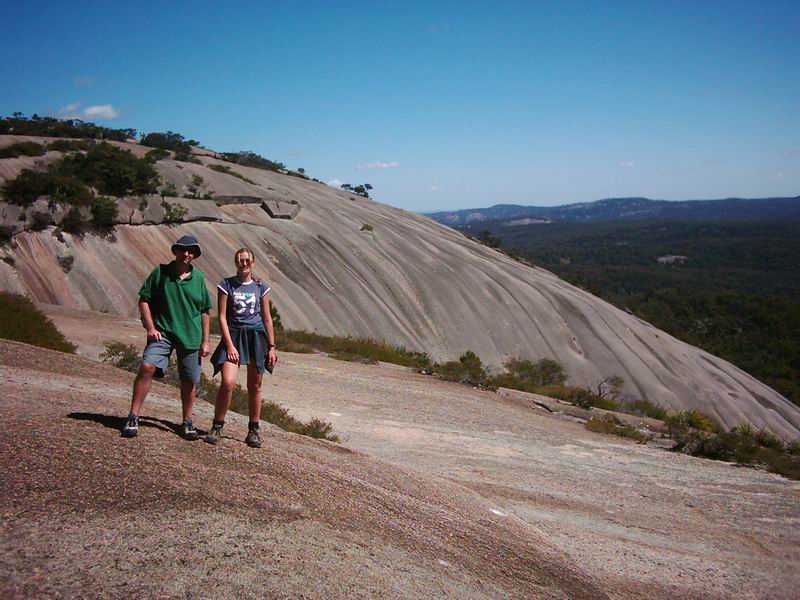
[83,104,120,119]
[356,160,400,170]
[58,102,121,120]
[617,160,635,168]
[429,185,442,191]
[327,179,344,188]
[58,102,81,116]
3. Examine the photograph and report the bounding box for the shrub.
[59,142,159,197]
[360,223,374,232]
[50,174,94,206]
[91,196,118,228]
[58,255,74,272]
[220,150,285,172]
[0,224,15,243]
[0,114,134,141]
[0,292,75,353]
[586,415,650,443]
[529,383,619,410]
[2,169,93,207]
[144,148,171,162]
[207,163,257,184]
[30,211,51,231]
[173,149,198,163]
[184,174,212,199]
[2,169,53,205]
[0,141,46,158]
[60,206,86,235]
[476,230,501,248]
[504,357,566,386]
[623,398,669,420]
[433,350,490,387]
[161,200,187,224]
[100,340,142,372]
[665,409,717,434]
[160,181,178,197]
[596,375,625,401]
[284,329,430,369]
[141,131,197,153]
[47,139,93,153]
[670,422,800,481]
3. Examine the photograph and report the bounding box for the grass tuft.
[585,415,650,443]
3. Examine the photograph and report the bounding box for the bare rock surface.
[1,136,799,438]
[5,306,800,599]
[0,339,605,600]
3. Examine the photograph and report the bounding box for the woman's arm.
[218,290,239,363]
[261,292,277,368]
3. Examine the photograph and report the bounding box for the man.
[122,234,212,440]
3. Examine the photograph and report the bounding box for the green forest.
[471,219,800,406]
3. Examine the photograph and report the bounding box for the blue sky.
[2,1,798,211]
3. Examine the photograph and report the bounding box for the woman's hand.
[268,347,277,369]
[227,346,240,364]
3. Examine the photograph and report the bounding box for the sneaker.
[245,429,262,448]
[180,420,200,441]
[122,415,139,438]
[205,424,223,445]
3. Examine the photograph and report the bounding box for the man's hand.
[200,341,211,358]
[147,329,162,342]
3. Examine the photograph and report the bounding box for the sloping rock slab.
[118,196,228,225]
[262,199,301,219]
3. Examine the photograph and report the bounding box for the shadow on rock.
[66,412,203,437]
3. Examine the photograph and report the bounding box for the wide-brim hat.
[171,234,202,257]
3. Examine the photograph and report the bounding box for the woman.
[206,247,278,448]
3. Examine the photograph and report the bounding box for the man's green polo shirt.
[138,263,213,350]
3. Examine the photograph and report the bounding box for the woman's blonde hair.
[234,247,255,263]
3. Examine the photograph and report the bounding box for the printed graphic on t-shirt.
[233,290,257,314]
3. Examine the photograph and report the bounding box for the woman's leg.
[246,363,264,422]
[214,361,239,422]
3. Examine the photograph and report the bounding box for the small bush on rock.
[0,141,46,158]
[0,292,75,353]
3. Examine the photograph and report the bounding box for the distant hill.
[427,196,800,226]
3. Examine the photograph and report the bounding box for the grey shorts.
[142,337,202,384]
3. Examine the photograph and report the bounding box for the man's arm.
[139,298,162,341]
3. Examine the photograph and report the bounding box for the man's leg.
[180,379,196,422]
[177,347,202,440]
[130,363,157,416]
[123,339,170,437]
